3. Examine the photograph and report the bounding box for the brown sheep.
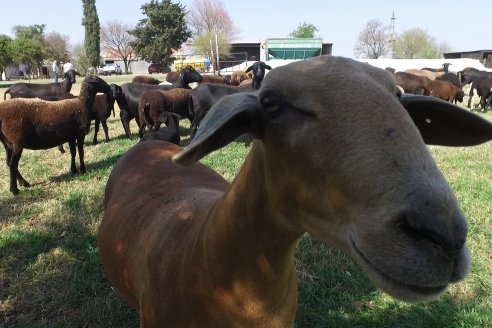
[404,69,437,81]
[132,76,161,85]
[137,88,192,137]
[99,56,492,326]
[425,80,464,103]
[0,76,110,194]
[230,70,252,84]
[140,111,181,145]
[394,71,431,95]
[200,74,229,85]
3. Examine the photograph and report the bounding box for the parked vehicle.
[98,63,122,76]
[148,63,171,74]
[173,56,211,72]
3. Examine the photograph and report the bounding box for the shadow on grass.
[0,186,139,327]
[48,153,123,183]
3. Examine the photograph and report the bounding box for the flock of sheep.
[2,55,492,326]
[388,63,492,112]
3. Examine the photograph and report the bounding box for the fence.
[172,52,249,74]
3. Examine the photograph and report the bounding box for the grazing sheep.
[467,76,492,112]
[99,56,492,327]
[3,69,80,100]
[132,76,161,85]
[140,111,181,145]
[394,71,430,95]
[0,76,111,194]
[56,92,115,144]
[425,80,464,103]
[404,69,437,81]
[436,72,462,89]
[200,74,229,85]
[137,88,192,137]
[458,67,492,86]
[111,83,176,138]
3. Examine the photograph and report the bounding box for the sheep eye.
[261,95,280,113]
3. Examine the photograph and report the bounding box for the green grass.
[0,82,492,326]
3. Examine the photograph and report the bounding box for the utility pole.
[389,11,396,58]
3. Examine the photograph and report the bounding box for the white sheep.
[99,56,492,327]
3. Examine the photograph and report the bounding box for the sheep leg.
[120,111,132,138]
[7,148,24,194]
[93,120,100,145]
[68,140,79,174]
[58,144,66,153]
[76,136,86,174]
[467,84,475,109]
[138,124,146,138]
[101,120,110,142]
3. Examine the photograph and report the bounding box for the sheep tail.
[143,101,152,127]
[3,88,10,100]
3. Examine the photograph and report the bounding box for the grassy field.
[0,74,491,327]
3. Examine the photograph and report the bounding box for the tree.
[289,22,318,38]
[0,35,13,80]
[71,42,92,75]
[9,37,44,77]
[82,0,101,68]
[12,24,45,41]
[187,0,239,56]
[71,44,89,74]
[393,28,448,59]
[100,21,135,73]
[44,32,70,63]
[354,19,391,59]
[130,0,191,65]
[11,24,46,76]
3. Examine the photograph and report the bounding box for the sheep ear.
[173,92,261,166]
[264,64,272,70]
[400,94,492,146]
[245,65,253,73]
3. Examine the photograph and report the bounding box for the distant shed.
[444,50,492,68]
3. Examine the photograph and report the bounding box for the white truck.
[98,63,122,76]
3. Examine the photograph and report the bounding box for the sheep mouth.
[349,237,448,300]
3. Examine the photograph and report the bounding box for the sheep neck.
[201,145,303,320]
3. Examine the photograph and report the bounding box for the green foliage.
[290,22,319,38]
[12,24,45,41]
[192,32,230,58]
[8,37,44,73]
[71,42,91,75]
[393,28,448,59]
[0,35,13,80]
[81,0,101,67]
[130,0,191,64]
[9,24,46,75]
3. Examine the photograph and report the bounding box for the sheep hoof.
[19,181,30,187]
[10,188,19,195]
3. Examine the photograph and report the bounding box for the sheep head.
[173,56,492,302]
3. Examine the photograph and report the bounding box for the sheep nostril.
[397,210,465,257]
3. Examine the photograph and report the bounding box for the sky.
[0,0,490,58]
